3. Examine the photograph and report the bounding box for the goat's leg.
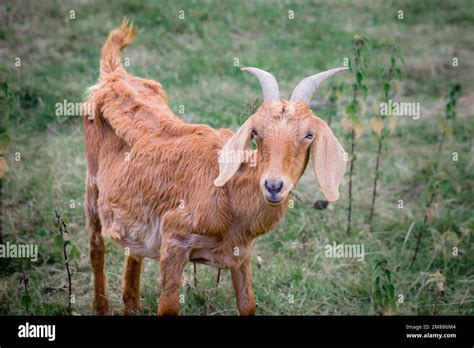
[231,257,256,315]
[158,250,188,315]
[157,211,191,315]
[122,255,143,315]
[86,182,109,315]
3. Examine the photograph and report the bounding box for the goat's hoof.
[237,302,256,316]
[158,307,180,316]
[93,298,109,315]
[123,302,141,315]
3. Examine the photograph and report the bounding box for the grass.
[0,0,473,315]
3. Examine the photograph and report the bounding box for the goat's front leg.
[158,211,190,316]
[158,246,188,315]
[231,256,256,315]
[122,255,143,315]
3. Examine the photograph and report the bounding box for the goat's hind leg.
[86,180,109,315]
[122,255,143,315]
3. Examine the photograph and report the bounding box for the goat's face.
[253,101,314,206]
[214,100,347,206]
[214,66,349,206]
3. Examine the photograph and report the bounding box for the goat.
[83,19,348,316]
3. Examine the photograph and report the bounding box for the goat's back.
[83,74,234,252]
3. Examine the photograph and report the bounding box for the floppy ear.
[311,117,347,201]
[214,116,254,187]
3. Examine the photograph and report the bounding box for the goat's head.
[214,67,348,206]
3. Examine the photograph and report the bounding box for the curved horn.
[290,67,349,103]
[241,67,280,101]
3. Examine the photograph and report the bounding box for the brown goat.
[83,19,348,315]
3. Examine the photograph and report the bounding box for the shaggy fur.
[83,19,346,315]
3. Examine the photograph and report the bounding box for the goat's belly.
[101,209,250,267]
[189,257,221,268]
[189,254,232,268]
[189,246,250,269]
[100,214,163,259]
[189,246,239,268]
[114,237,162,259]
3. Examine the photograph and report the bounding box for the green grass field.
[1,0,473,315]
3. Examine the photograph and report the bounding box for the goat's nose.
[264,180,284,194]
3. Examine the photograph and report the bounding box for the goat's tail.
[99,18,136,79]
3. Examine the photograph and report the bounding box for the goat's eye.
[251,130,258,139]
[304,133,314,141]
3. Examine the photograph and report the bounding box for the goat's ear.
[214,117,254,187]
[310,117,347,201]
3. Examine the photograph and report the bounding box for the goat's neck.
[229,163,289,238]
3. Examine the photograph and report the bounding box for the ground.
[0,0,473,315]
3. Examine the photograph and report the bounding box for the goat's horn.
[241,67,280,101]
[290,67,349,103]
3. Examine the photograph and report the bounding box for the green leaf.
[54,234,63,249]
[29,274,39,286]
[452,83,461,94]
[0,82,9,97]
[345,103,356,118]
[356,72,363,85]
[69,245,80,260]
[395,46,405,64]
[385,284,395,299]
[21,293,32,310]
[383,83,390,97]
[374,289,383,306]
[38,227,48,237]
[0,133,11,152]
[361,85,368,98]
[438,180,450,193]
[395,68,402,79]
